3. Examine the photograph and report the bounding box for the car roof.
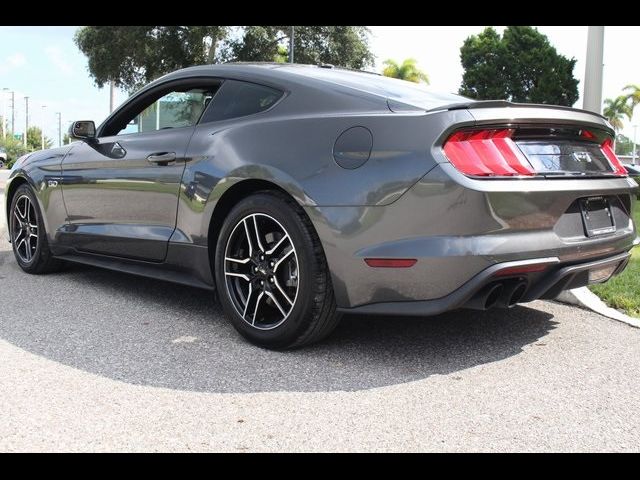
[161,63,469,110]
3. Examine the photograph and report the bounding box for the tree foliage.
[603,96,633,131]
[26,126,53,151]
[615,134,636,156]
[0,126,52,167]
[459,26,579,106]
[75,26,228,92]
[624,84,640,109]
[382,58,429,83]
[0,134,28,167]
[225,26,373,68]
[75,26,374,93]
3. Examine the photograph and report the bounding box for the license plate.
[580,197,616,237]
[588,263,619,283]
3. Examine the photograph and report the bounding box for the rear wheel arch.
[207,179,316,262]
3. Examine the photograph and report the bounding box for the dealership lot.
[0,186,639,452]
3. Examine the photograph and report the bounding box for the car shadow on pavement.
[0,256,557,393]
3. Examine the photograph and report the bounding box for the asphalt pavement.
[0,184,639,452]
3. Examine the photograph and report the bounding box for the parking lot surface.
[0,185,639,452]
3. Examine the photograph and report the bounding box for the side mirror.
[69,120,96,141]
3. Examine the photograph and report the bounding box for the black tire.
[9,184,64,274]
[214,191,340,349]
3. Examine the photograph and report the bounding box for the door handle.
[147,152,176,164]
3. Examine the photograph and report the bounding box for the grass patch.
[589,200,640,317]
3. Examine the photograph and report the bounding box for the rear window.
[201,80,283,122]
[281,65,469,110]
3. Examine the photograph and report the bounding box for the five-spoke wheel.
[224,213,299,330]
[11,194,39,263]
[215,191,339,349]
[9,184,63,274]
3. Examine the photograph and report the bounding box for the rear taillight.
[443,128,535,177]
[444,128,628,178]
[600,137,628,176]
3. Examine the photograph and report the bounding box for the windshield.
[281,65,470,110]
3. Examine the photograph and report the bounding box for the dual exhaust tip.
[465,280,528,311]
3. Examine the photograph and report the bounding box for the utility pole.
[41,105,47,150]
[56,112,62,147]
[10,91,15,134]
[583,26,605,114]
[633,125,638,166]
[24,96,29,147]
[289,26,295,63]
[1,88,6,139]
[109,80,115,113]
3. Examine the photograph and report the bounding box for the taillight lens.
[443,128,535,177]
[600,137,628,176]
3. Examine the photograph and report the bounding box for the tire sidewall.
[10,185,47,272]
[214,194,319,348]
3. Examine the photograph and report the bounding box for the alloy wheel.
[224,213,300,330]
[11,194,39,263]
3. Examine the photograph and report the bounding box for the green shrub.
[0,135,29,168]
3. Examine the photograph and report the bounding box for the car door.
[59,81,220,261]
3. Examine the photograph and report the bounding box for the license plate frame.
[580,196,616,237]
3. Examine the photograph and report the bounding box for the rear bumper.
[309,164,638,309]
[337,250,633,316]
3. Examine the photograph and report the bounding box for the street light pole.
[632,125,638,166]
[24,96,29,147]
[2,87,16,135]
[10,91,15,134]
[41,105,47,150]
[1,88,6,140]
[56,112,62,147]
[66,120,73,144]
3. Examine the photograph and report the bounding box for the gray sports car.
[5,63,638,348]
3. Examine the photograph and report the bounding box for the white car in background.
[0,147,7,168]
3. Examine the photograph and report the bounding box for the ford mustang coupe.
[5,63,638,348]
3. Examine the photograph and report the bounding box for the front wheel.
[214,191,340,349]
[10,184,64,274]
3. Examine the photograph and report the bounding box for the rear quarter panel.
[175,109,474,245]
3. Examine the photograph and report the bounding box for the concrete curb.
[556,287,640,328]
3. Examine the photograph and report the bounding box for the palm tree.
[603,95,632,132]
[624,84,640,109]
[382,58,429,84]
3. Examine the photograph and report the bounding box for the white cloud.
[0,52,27,75]
[44,46,74,76]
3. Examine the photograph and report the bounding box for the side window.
[200,80,283,123]
[117,87,217,136]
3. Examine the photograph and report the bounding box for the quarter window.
[200,80,283,123]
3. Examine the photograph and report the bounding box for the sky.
[0,25,639,146]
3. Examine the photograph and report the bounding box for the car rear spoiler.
[428,99,609,121]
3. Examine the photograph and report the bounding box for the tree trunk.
[207,30,218,64]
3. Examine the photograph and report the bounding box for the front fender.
[4,146,73,245]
